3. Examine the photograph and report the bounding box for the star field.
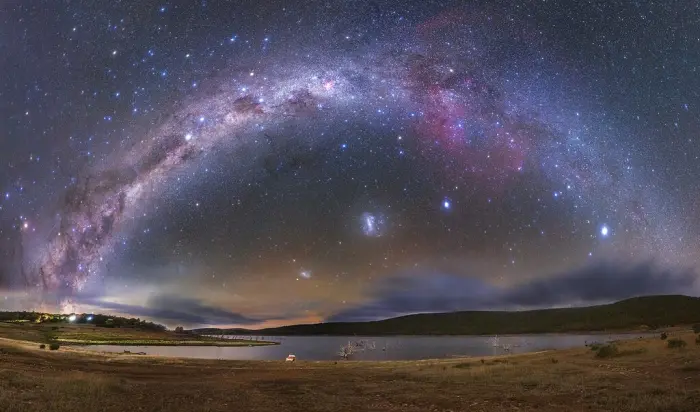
[1,1,699,326]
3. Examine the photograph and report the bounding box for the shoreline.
[3,331,698,411]
[57,340,279,347]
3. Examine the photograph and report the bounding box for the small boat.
[285,354,296,362]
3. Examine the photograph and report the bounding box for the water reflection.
[85,333,650,361]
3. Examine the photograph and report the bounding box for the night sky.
[1,0,699,328]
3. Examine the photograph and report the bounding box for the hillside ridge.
[194,294,700,336]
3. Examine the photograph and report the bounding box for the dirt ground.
[1,331,699,412]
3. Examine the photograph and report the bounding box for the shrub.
[660,332,668,340]
[39,344,46,349]
[49,343,60,351]
[551,358,559,364]
[589,342,603,351]
[594,344,619,358]
[693,324,700,334]
[696,335,700,345]
[667,338,686,349]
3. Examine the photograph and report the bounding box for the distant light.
[68,315,77,322]
[600,225,610,237]
[300,270,312,279]
[442,198,451,210]
[86,315,93,321]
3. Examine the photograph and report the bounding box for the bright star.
[442,198,451,210]
[185,133,193,141]
[600,225,610,237]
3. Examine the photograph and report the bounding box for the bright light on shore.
[68,314,77,322]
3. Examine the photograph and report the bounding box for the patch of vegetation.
[589,342,603,351]
[680,364,700,372]
[667,338,687,349]
[660,332,668,340]
[692,323,700,334]
[453,362,472,369]
[39,344,45,349]
[594,344,619,358]
[696,334,700,345]
[49,343,60,350]
[617,348,647,357]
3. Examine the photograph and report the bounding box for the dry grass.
[0,331,699,411]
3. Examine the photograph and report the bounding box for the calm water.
[84,333,650,361]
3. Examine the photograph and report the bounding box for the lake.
[84,333,651,361]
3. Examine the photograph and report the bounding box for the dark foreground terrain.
[1,331,699,412]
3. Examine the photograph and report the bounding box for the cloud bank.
[77,294,261,326]
[327,261,699,322]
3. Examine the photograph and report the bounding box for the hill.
[194,295,700,336]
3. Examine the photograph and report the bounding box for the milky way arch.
[27,35,681,307]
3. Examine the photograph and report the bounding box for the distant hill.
[194,295,700,336]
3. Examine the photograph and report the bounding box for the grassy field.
[1,329,699,411]
[0,322,276,347]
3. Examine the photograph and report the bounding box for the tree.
[174,326,184,333]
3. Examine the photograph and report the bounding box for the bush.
[693,324,700,334]
[49,343,60,351]
[589,342,603,351]
[594,344,619,358]
[39,344,45,349]
[695,335,700,345]
[667,338,686,349]
[660,332,668,340]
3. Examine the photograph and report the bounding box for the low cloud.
[327,261,698,322]
[77,294,261,326]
